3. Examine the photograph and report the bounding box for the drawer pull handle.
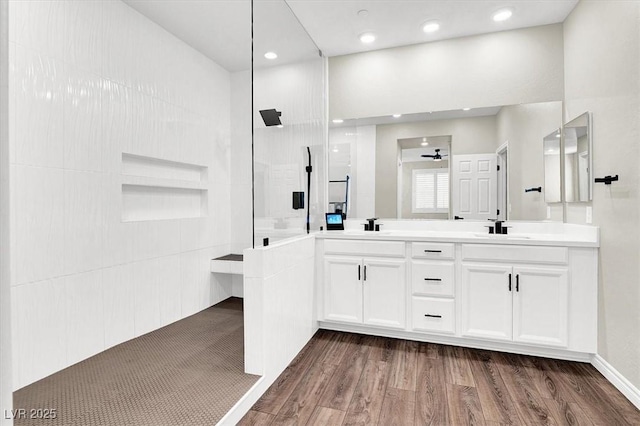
[508,273,512,291]
[358,265,361,281]
[516,274,519,292]
[424,250,442,253]
[424,278,442,281]
[424,314,442,318]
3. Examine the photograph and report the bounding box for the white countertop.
[315,220,599,248]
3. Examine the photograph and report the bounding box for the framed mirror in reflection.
[563,112,592,203]
[328,101,563,221]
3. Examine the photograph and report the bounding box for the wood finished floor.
[239,330,640,426]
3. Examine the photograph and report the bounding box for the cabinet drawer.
[411,261,455,297]
[324,239,405,257]
[411,242,455,260]
[461,244,568,265]
[412,297,455,334]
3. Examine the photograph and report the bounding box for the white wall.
[329,24,564,119]
[0,0,12,422]
[563,0,640,390]
[8,0,233,390]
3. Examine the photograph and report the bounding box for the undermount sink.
[473,233,531,240]
[343,230,393,236]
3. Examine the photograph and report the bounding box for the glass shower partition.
[251,0,327,247]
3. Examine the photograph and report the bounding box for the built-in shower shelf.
[121,153,209,222]
[210,254,243,275]
[121,175,208,191]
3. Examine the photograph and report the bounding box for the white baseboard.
[591,354,640,410]
[216,376,269,426]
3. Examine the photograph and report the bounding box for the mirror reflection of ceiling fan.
[421,148,448,162]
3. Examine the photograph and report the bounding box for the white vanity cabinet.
[322,240,406,329]
[409,242,456,334]
[461,244,570,347]
[317,230,598,360]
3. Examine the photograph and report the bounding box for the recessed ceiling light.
[357,9,369,18]
[393,114,402,118]
[264,51,278,60]
[493,9,513,22]
[332,119,344,124]
[422,21,440,33]
[462,107,471,111]
[332,147,339,153]
[360,32,376,44]
[421,142,429,146]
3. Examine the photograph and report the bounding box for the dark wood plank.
[493,352,556,425]
[443,345,476,387]
[252,330,332,414]
[343,360,390,426]
[516,355,562,400]
[378,387,416,426]
[237,410,275,426]
[317,334,370,411]
[318,332,356,366]
[306,406,346,425]
[447,384,486,426]
[467,349,520,424]
[415,345,450,425]
[419,341,440,359]
[248,332,639,426]
[389,339,419,390]
[544,358,634,425]
[271,362,338,425]
[542,398,594,426]
[573,362,640,423]
[367,335,399,363]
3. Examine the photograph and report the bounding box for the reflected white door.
[452,154,498,220]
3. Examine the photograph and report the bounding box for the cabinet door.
[324,256,363,324]
[462,264,513,341]
[363,258,406,329]
[513,266,568,347]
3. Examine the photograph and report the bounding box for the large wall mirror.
[328,101,563,221]
[563,112,592,202]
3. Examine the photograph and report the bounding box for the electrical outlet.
[546,206,551,219]
[586,206,593,224]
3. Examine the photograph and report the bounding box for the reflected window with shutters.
[412,169,449,213]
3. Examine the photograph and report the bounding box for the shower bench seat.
[210,254,243,275]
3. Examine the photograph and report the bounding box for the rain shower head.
[259,109,282,126]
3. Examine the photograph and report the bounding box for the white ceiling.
[122,0,578,72]
[330,106,502,128]
[286,0,579,57]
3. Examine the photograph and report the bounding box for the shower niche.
[121,153,209,222]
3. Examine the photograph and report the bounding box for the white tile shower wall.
[9,0,233,390]
[244,235,316,376]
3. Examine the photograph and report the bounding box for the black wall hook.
[524,187,542,193]
[595,175,619,185]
